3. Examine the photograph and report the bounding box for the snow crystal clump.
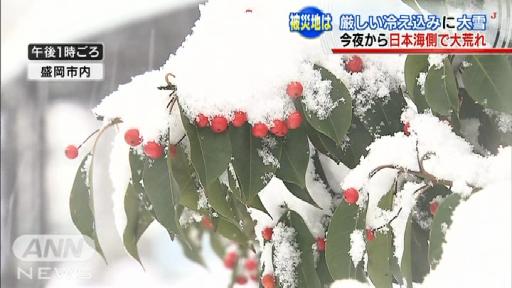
[417,72,427,95]
[485,109,512,133]
[301,63,336,119]
[166,0,324,125]
[258,137,280,168]
[428,54,446,69]
[349,230,365,267]
[273,222,301,288]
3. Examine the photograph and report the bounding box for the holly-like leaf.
[367,184,395,288]
[69,153,106,262]
[205,180,237,225]
[404,55,429,111]
[359,89,407,137]
[401,215,414,288]
[215,217,248,245]
[462,55,512,113]
[168,144,200,210]
[325,202,366,281]
[143,158,179,235]
[425,59,459,116]
[123,183,153,267]
[276,127,309,188]
[180,106,232,186]
[317,252,334,286]
[288,211,322,288]
[302,109,345,164]
[209,232,227,260]
[428,193,461,269]
[177,225,206,267]
[301,65,352,146]
[283,181,320,208]
[229,124,282,203]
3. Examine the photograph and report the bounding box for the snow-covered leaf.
[180,106,232,186]
[425,58,459,116]
[288,211,322,288]
[325,202,366,281]
[428,193,461,269]
[276,127,310,188]
[462,55,512,113]
[404,55,429,111]
[302,65,352,146]
[69,153,106,262]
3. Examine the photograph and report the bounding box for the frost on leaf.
[273,222,301,288]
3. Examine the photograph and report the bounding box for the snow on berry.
[232,111,248,127]
[272,223,300,288]
[65,145,79,159]
[270,119,288,137]
[196,113,209,128]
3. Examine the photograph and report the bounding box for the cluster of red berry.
[223,251,261,285]
[342,187,375,241]
[193,81,304,138]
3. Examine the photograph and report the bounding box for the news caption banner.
[27,43,104,81]
[289,6,512,54]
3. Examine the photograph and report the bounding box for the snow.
[164,0,325,125]
[416,72,427,95]
[420,167,511,288]
[258,137,280,168]
[93,70,185,145]
[272,222,301,288]
[485,109,512,133]
[349,230,365,267]
[459,118,487,155]
[427,55,446,69]
[300,64,337,120]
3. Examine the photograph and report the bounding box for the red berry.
[196,113,209,128]
[430,201,439,215]
[143,141,164,159]
[232,111,248,127]
[211,116,228,133]
[244,258,258,271]
[343,188,359,205]
[316,238,326,252]
[224,251,238,269]
[261,274,275,288]
[64,145,79,159]
[252,123,269,138]
[286,81,303,99]
[250,274,258,281]
[124,128,142,147]
[235,276,248,285]
[262,227,273,241]
[403,122,411,136]
[201,216,214,230]
[270,119,288,137]
[286,111,303,129]
[366,229,375,241]
[344,56,364,73]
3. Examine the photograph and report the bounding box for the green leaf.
[288,211,322,288]
[367,184,395,288]
[302,109,345,164]
[143,158,179,235]
[229,124,282,203]
[215,217,248,244]
[247,194,272,218]
[316,252,334,286]
[123,183,153,267]
[283,181,320,209]
[69,153,106,262]
[276,127,309,188]
[231,197,256,240]
[404,55,429,111]
[401,215,413,288]
[209,232,227,260]
[425,59,459,116]
[359,89,407,136]
[168,144,199,210]
[205,180,237,225]
[428,193,461,269]
[462,55,512,113]
[301,65,352,145]
[180,106,232,186]
[325,202,366,281]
